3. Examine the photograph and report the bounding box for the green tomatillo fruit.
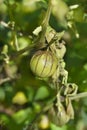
[30,50,57,78]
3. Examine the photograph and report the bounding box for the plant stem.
[39,0,52,46]
[42,0,52,28]
[0,77,11,85]
[10,44,33,59]
[70,92,87,100]
[10,0,52,57]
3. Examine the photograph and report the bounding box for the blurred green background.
[0,0,87,130]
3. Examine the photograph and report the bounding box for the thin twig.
[70,92,87,100]
[0,77,11,85]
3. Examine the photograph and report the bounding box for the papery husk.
[49,102,70,126]
[49,94,75,126]
[66,98,74,119]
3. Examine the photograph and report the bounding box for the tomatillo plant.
[0,0,87,130]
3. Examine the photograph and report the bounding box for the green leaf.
[12,108,34,124]
[50,123,67,130]
[34,86,49,100]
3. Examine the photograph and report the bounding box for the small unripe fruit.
[30,50,57,78]
[39,115,49,129]
[12,92,27,105]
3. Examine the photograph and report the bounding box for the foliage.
[0,0,87,130]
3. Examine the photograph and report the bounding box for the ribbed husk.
[30,50,57,78]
